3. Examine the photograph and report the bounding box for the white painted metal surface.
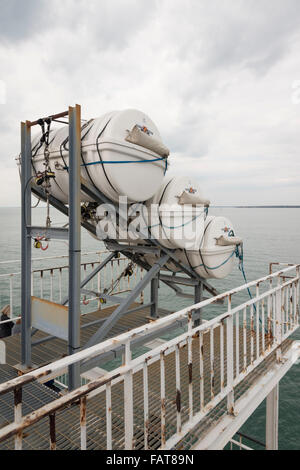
[27,109,168,204]
[31,297,68,341]
[266,384,279,450]
[193,342,300,450]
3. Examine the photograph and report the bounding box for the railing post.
[124,341,134,449]
[226,295,235,415]
[80,396,87,450]
[275,282,283,363]
[68,104,81,391]
[266,384,279,450]
[49,413,56,450]
[14,387,22,450]
[295,266,299,327]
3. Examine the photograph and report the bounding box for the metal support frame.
[80,177,217,292]
[20,105,83,389]
[150,275,159,318]
[194,282,203,326]
[27,226,69,240]
[21,121,32,368]
[19,103,222,391]
[61,251,116,306]
[81,289,124,304]
[266,384,279,450]
[68,105,82,390]
[84,254,170,348]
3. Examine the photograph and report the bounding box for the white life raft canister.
[145,176,210,250]
[96,175,210,250]
[186,216,242,279]
[30,109,169,204]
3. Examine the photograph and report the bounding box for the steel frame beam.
[27,226,69,240]
[159,273,200,286]
[81,289,124,305]
[150,275,159,318]
[84,254,170,348]
[106,241,161,255]
[21,121,32,368]
[31,186,96,235]
[266,384,279,450]
[61,251,116,306]
[68,104,82,390]
[194,282,203,326]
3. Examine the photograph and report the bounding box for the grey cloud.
[160,0,300,76]
[0,0,49,42]
[0,0,300,206]
[202,0,300,74]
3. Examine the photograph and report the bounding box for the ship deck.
[0,319,295,450]
[1,303,171,369]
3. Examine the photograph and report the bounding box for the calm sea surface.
[0,207,299,449]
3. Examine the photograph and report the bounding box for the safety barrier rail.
[0,250,144,323]
[0,264,298,450]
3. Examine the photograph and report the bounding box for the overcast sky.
[0,0,299,206]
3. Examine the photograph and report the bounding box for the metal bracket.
[27,226,69,240]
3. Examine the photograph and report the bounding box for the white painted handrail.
[0,264,298,450]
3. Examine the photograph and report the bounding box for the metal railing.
[229,431,265,450]
[0,250,144,323]
[0,264,298,450]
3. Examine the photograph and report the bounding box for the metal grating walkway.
[0,327,293,450]
[1,304,171,369]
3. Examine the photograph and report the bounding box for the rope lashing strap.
[63,156,168,174]
[192,244,267,332]
[148,210,206,230]
[236,245,268,332]
[192,248,236,270]
[235,244,256,310]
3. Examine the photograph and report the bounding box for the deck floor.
[1,303,171,368]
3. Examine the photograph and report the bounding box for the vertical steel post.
[194,281,203,326]
[150,275,159,318]
[226,295,235,415]
[68,105,81,390]
[266,384,279,450]
[275,283,283,363]
[21,121,32,368]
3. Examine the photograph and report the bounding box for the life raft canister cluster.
[24,108,242,279]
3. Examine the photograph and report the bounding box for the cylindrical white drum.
[146,176,210,250]
[30,109,169,204]
[143,216,242,280]
[186,216,240,279]
[96,175,210,250]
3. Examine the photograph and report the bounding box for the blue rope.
[148,210,205,230]
[64,156,168,174]
[235,245,255,306]
[192,249,236,270]
[235,245,268,332]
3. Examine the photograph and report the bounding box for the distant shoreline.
[0,205,300,209]
[212,206,300,208]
